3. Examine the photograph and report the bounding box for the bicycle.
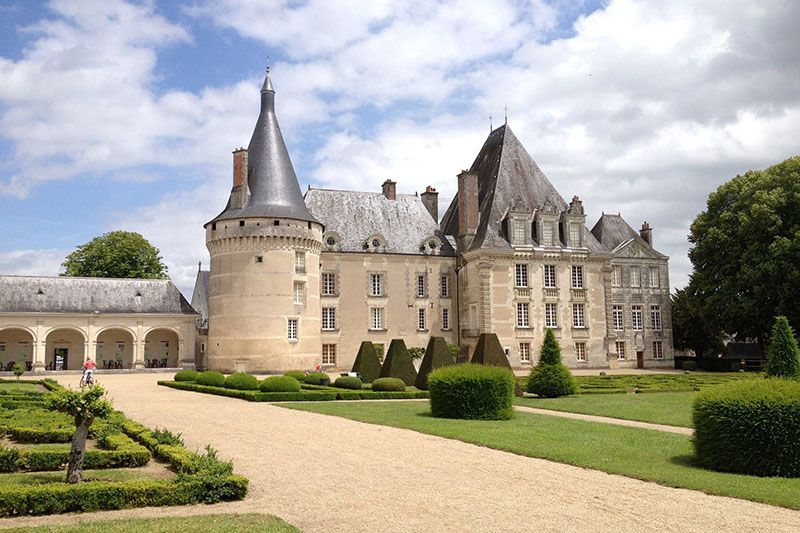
[79,372,96,389]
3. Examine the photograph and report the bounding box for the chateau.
[0,71,672,373]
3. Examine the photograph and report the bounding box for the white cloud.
[0,249,66,277]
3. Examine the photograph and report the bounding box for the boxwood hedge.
[333,376,363,390]
[224,373,260,391]
[428,364,514,420]
[693,378,800,477]
[196,371,225,387]
[303,372,331,386]
[283,370,307,382]
[371,377,406,392]
[260,376,301,393]
[173,370,198,382]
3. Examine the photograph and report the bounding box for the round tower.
[204,70,323,373]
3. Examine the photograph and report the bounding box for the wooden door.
[636,351,644,369]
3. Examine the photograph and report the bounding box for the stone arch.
[95,327,135,370]
[144,327,180,368]
[44,326,87,371]
[0,326,35,372]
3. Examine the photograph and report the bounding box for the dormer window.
[542,223,554,246]
[365,234,386,253]
[568,223,581,247]
[420,237,441,255]
[323,232,341,251]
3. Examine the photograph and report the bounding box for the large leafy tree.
[671,283,724,357]
[688,155,800,346]
[62,231,168,279]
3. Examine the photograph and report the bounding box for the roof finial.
[489,114,493,132]
[261,59,274,93]
[504,103,508,125]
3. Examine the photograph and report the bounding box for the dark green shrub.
[333,376,363,390]
[527,365,576,398]
[681,360,697,371]
[283,370,306,382]
[766,316,800,378]
[693,379,800,477]
[379,339,417,385]
[371,377,406,391]
[408,347,425,360]
[261,376,301,393]
[196,371,225,387]
[429,364,514,420]
[415,336,455,390]
[538,328,562,365]
[224,373,260,391]
[303,372,331,386]
[0,444,20,473]
[173,370,199,382]
[151,428,183,446]
[352,341,382,383]
[470,333,511,366]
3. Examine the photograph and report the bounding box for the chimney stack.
[382,179,397,200]
[457,170,479,249]
[230,148,248,209]
[640,221,652,246]
[421,185,439,222]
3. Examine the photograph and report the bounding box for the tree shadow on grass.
[670,454,703,469]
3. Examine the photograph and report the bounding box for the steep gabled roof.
[190,268,210,327]
[0,276,197,315]
[304,188,455,256]
[591,214,667,257]
[440,125,605,252]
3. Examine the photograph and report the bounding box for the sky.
[0,0,798,298]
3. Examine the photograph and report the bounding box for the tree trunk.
[66,417,91,484]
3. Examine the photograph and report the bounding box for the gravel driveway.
[0,373,798,532]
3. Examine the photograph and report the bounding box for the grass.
[281,400,800,510]
[516,371,758,394]
[4,514,298,532]
[515,392,695,427]
[0,382,46,393]
[0,468,171,487]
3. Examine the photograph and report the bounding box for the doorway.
[54,348,68,371]
[636,351,644,369]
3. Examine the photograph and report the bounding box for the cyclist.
[81,358,97,388]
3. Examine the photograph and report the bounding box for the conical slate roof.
[211,71,318,224]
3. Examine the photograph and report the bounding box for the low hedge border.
[161,380,429,401]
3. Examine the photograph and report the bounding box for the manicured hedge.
[526,365,577,398]
[429,364,515,420]
[260,376,301,393]
[196,371,225,387]
[283,371,306,382]
[693,379,800,477]
[379,339,417,386]
[303,373,331,386]
[371,378,406,392]
[173,370,199,382]
[681,360,697,371]
[415,337,454,390]
[351,341,382,383]
[333,376,363,390]
[159,381,336,402]
[224,373,260,391]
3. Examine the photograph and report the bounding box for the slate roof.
[440,125,606,253]
[190,269,210,327]
[590,214,666,257]
[0,276,197,315]
[304,189,455,256]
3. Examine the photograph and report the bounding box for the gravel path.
[514,405,694,435]
[1,373,798,532]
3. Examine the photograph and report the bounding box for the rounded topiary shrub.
[428,364,514,420]
[224,372,260,391]
[527,365,576,398]
[261,375,301,393]
[174,369,199,382]
[681,360,697,371]
[333,376,363,390]
[693,379,800,477]
[284,370,306,382]
[303,372,331,386]
[196,370,225,387]
[371,377,406,392]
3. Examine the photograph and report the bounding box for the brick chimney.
[382,179,397,200]
[421,185,439,222]
[230,148,248,209]
[640,221,652,246]
[457,170,479,248]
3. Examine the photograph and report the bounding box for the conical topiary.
[379,339,418,386]
[352,341,383,383]
[415,336,455,390]
[527,329,576,397]
[766,316,800,378]
[470,333,522,396]
[538,328,562,365]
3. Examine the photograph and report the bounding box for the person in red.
[81,358,97,387]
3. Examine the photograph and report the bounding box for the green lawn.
[281,401,800,510]
[0,382,47,393]
[515,392,695,427]
[517,372,758,394]
[4,514,298,532]
[0,468,172,487]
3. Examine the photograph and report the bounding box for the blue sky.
[1,0,799,297]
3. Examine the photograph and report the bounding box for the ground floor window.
[322,344,336,366]
[519,342,531,364]
[575,342,587,362]
[287,318,298,341]
[653,341,663,359]
[615,341,626,360]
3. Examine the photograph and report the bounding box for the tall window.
[632,305,643,330]
[370,273,384,296]
[543,264,556,288]
[569,223,580,246]
[294,251,305,274]
[287,318,298,341]
[630,267,640,287]
[542,223,553,246]
[321,273,336,296]
[572,304,585,328]
[612,305,624,331]
[519,342,531,364]
[652,341,664,359]
[650,305,662,331]
[515,264,529,288]
[649,267,660,288]
[321,307,336,331]
[615,341,626,360]
[513,220,526,244]
[516,302,530,328]
[417,274,427,297]
[545,303,558,328]
[440,275,450,297]
[417,308,427,331]
[571,265,584,288]
[612,266,622,287]
[370,307,384,330]
[441,308,450,330]
[293,281,305,304]
[322,344,336,365]
[575,342,587,362]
